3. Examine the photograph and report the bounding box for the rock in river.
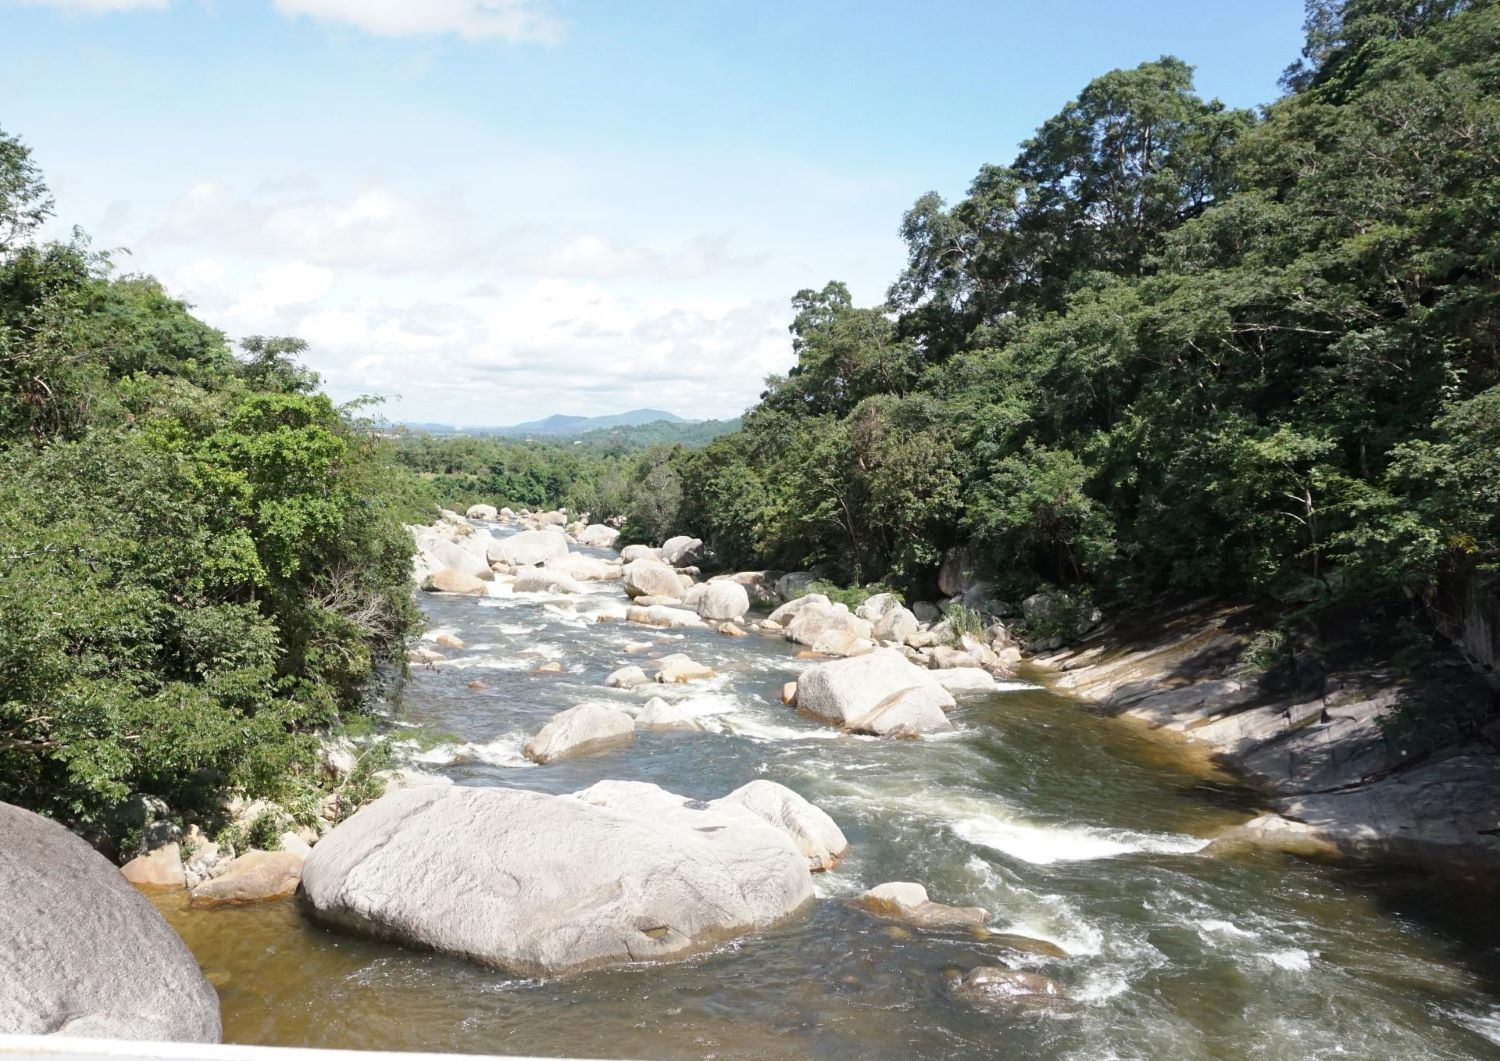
[525,702,637,763]
[299,780,841,976]
[951,966,1071,1011]
[697,580,750,622]
[795,649,955,736]
[850,881,987,930]
[189,849,304,907]
[0,801,221,1041]
[623,558,687,600]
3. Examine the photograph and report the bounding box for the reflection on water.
[159,529,1500,1059]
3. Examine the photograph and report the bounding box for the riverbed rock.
[635,697,705,731]
[620,544,655,562]
[855,592,901,622]
[781,681,798,705]
[487,528,571,567]
[120,843,186,893]
[0,802,221,1041]
[300,781,828,976]
[931,668,1000,694]
[576,523,621,549]
[626,604,706,629]
[1202,814,1341,860]
[656,653,714,683]
[873,604,920,644]
[524,703,637,763]
[422,568,488,595]
[719,780,848,871]
[466,504,498,521]
[513,568,585,594]
[718,622,748,637]
[952,966,1070,1011]
[189,850,304,907]
[623,559,687,600]
[851,881,988,930]
[697,581,750,623]
[605,664,650,689]
[786,601,873,648]
[776,572,818,601]
[544,554,621,581]
[768,592,829,627]
[794,649,955,736]
[658,535,706,566]
[810,627,878,657]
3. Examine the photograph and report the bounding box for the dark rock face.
[0,802,221,1042]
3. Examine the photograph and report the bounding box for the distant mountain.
[494,408,686,437]
[578,416,741,450]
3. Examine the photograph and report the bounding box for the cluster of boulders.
[112,735,378,910]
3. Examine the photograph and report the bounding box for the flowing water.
[158,528,1500,1059]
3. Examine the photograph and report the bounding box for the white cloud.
[525,233,761,280]
[150,182,489,273]
[271,0,561,43]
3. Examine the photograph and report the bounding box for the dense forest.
[0,140,423,848]
[637,0,1500,648]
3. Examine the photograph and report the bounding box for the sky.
[3,0,1309,426]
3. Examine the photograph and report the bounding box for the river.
[157,527,1500,1059]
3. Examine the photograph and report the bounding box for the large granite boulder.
[697,581,750,623]
[785,601,873,648]
[623,559,686,600]
[657,535,706,566]
[0,802,221,1041]
[576,524,621,549]
[465,504,498,521]
[299,780,837,976]
[794,649,955,736]
[422,568,488,595]
[487,528,570,567]
[718,779,847,871]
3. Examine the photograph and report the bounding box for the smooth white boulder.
[576,524,621,549]
[605,665,650,689]
[657,535,705,565]
[768,592,827,627]
[931,668,999,693]
[623,559,686,600]
[786,602,872,648]
[523,703,636,764]
[487,529,570,567]
[465,504,498,521]
[795,649,955,736]
[625,605,706,630]
[300,781,830,976]
[874,604,920,644]
[697,581,750,622]
[656,654,714,683]
[512,568,584,595]
[635,697,704,731]
[718,780,848,871]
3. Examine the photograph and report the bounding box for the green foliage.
[797,580,901,610]
[0,134,420,846]
[646,1,1500,644]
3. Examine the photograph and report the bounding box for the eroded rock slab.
[300,781,838,976]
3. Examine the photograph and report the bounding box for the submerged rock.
[300,781,837,976]
[850,881,987,930]
[0,802,221,1041]
[952,966,1071,1011]
[524,703,637,763]
[795,649,955,736]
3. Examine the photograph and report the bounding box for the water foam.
[952,813,1210,865]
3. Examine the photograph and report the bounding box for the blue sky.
[3,0,1309,424]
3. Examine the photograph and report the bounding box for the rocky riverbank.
[1028,598,1500,868]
